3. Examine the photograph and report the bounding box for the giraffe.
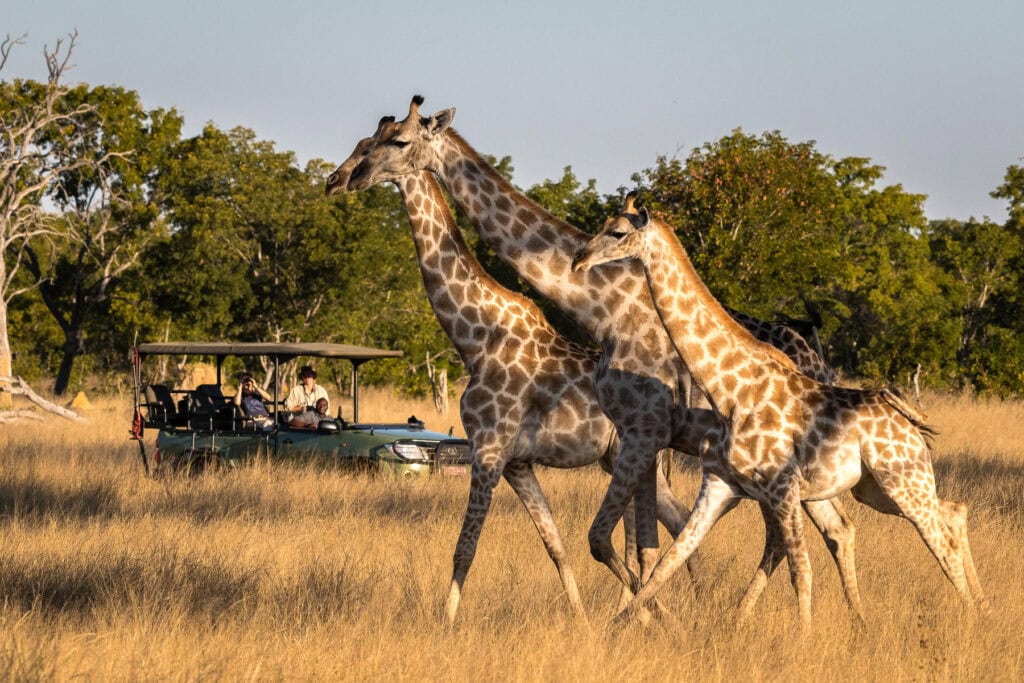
[326,96,866,620]
[326,135,698,623]
[723,306,836,386]
[570,196,986,627]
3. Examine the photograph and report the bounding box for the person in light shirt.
[288,397,331,429]
[286,365,330,414]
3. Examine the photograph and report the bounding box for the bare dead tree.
[21,133,138,394]
[424,351,449,415]
[0,374,82,422]
[0,31,117,412]
[912,363,922,405]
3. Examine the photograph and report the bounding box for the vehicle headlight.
[385,442,428,461]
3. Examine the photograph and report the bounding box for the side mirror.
[317,420,339,434]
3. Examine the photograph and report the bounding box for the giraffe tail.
[879,387,938,445]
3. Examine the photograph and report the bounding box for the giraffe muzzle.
[325,173,346,196]
[570,250,591,273]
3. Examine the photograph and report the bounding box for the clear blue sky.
[5,1,1022,221]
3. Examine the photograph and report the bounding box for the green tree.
[639,131,842,313]
[19,85,183,394]
[637,130,952,384]
[0,33,120,405]
[993,164,1024,229]
[526,165,612,231]
[829,165,958,385]
[929,218,1018,365]
[151,124,459,395]
[949,163,1024,394]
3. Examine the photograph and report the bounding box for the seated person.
[288,397,330,429]
[234,372,274,431]
[286,365,330,414]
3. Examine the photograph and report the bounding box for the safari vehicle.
[129,342,472,478]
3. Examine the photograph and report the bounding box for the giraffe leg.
[501,461,589,622]
[588,435,662,594]
[618,499,640,611]
[445,456,503,624]
[654,449,705,587]
[612,454,705,611]
[736,501,787,625]
[939,499,987,609]
[852,469,972,604]
[615,473,739,624]
[775,487,814,630]
[802,498,865,623]
[635,457,661,585]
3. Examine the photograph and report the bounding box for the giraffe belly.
[799,442,862,501]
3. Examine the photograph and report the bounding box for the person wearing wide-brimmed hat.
[286,364,330,414]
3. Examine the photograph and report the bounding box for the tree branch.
[0,409,45,424]
[0,375,84,422]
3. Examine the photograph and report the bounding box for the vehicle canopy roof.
[135,342,403,423]
[137,341,402,363]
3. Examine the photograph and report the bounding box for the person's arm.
[288,412,311,429]
[233,390,243,407]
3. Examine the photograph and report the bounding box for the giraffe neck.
[431,130,647,342]
[641,220,797,417]
[724,306,834,384]
[395,172,539,371]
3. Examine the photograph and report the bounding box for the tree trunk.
[433,368,448,415]
[425,353,448,415]
[53,328,83,396]
[0,297,12,409]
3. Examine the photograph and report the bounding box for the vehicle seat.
[143,383,182,426]
[189,384,233,429]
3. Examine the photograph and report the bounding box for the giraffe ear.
[375,116,396,136]
[427,108,455,136]
[637,207,651,228]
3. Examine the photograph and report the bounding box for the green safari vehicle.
[129,341,472,478]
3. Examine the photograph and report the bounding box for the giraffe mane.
[445,129,591,245]
[650,217,800,373]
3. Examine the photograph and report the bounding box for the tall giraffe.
[571,198,986,627]
[326,137,697,623]
[326,96,864,619]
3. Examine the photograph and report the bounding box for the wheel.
[173,449,221,477]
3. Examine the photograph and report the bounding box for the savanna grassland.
[1,389,1022,681]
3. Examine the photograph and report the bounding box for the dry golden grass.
[1,390,1022,681]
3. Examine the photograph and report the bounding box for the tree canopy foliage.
[3,49,1023,398]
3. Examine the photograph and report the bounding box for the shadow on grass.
[0,552,377,626]
[0,478,120,522]
[0,553,258,619]
[933,455,1024,526]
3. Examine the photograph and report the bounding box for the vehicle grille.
[434,439,473,465]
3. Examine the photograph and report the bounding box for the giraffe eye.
[389,139,411,149]
[609,231,628,239]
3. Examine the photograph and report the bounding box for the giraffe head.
[571,192,650,272]
[325,95,455,194]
